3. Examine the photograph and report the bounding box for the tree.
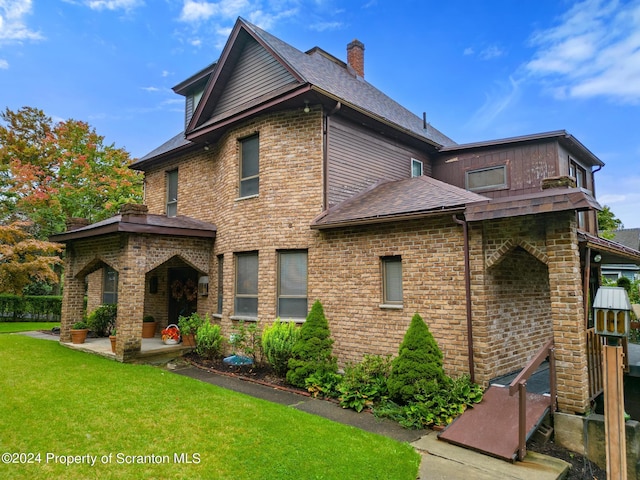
[387,313,447,404]
[598,205,623,240]
[0,221,63,294]
[0,106,143,239]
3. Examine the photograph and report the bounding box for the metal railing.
[508,338,556,461]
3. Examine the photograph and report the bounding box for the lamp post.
[593,286,633,480]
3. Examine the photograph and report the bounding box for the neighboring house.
[601,228,640,282]
[52,18,640,421]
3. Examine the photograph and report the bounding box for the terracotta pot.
[109,335,116,353]
[182,333,196,347]
[70,329,88,344]
[141,321,157,338]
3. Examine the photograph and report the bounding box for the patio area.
[62,335,194,363]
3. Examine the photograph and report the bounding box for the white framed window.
[411,158,423,177]
[381,256,403,306]
[166,169,178,217]
[235,252,258,317]
[465,165,507,192]
[278,250,308,319]
[239,135,259,197]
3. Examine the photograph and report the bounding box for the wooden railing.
[586,328,604,401]
[508,338,556,461]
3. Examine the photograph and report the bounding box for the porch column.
[115,234,147,361]
[546,213,589,414]
[59,266,85,343]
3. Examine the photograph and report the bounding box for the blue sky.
[1,0,639,228]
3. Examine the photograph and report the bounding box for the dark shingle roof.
[311,175,487,229]
[612,228,640,250]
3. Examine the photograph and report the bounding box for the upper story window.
[103,266,118,304]
[569,158,587,189]
[381,256,403,306]
[466,165,507,192]
[411,158,423,177]
[278,250,308,319]
[239,134,259,198]
[166,169,178,217]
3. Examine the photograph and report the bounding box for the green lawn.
[0,322,59,333]
[0,335,420,479]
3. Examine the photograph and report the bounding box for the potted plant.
[161,324,181,345]
[109,326,116,353]
[178,313,204,347]
[142,315,157,338]
[70,321,89,344]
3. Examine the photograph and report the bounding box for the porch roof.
[578,230,640,265]
[50,213,217,242]
[464,188,601,222]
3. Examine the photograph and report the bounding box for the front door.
[168,268,198,325]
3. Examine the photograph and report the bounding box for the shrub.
[230,320,262,363]
[286,300,337,388]
[338,354,392,412]
[72,321,88,329]
[305,371,342,399]
[178,312,204,336]
[86,304,117,337]
[261,319,301,376]
[387,313,447,404]
[196,317,223,359]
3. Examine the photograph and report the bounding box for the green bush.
[338,354,392,412]
[230,320,262,363]
[178,312,204,336]
[387,313,447,404]
[86,304,117,337]
[286,300,337,388]
[305,371,342,399]
[0,294,62,322]
[196,318,223,359]
[262,319,301,376]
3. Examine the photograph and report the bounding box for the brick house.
[53,17,640,417]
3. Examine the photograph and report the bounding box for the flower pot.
[70,329,89,344]
[109,335,116,353]
[182,333,196,347]
[142,321,157,338]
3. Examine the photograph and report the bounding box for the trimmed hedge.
[0,295,62,322]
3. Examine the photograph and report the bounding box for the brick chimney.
[347,39,365,78]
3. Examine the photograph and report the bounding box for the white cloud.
[0,0,44,44]
[0,58,8,68]
[179,0,251,23]
[82,0,144,11]
[526,0,640,104]
[479,45,505,60]
[309,20,343,32]
[467,76,522,130]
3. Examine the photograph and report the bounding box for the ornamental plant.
[286,300,337,388]
[387,313,447,404]
[178,312,204,336]
[196,320,223,359]
[86,304,117,337]
[261,319,301,376]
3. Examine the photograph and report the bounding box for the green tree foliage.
[262,318,301,377]
[387,313,447,404]
[0,221,63,295]
[286,300,337,388]
[0,106,143,239]
[598,205,623,240]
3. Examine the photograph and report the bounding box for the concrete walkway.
[19,331,570,479]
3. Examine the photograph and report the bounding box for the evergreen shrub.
[261,318,300,376]
[286,300,337,388]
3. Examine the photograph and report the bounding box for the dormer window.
[166,169,178,217]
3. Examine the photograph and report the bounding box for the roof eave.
[310,206,466,230]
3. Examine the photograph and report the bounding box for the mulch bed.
[183,352,607,479]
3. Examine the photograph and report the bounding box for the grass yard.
[0,322,59,333]
[0,335,420,479]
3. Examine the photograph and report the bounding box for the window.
[103,266,118,304]
[239,135,259,197]
[382,256,402,305]
[569,158,587,189]
[235,252,258,317]
[166,169,178,217]
[466,165,507,192]
[217,255,224,315]
[411,158,423,177]
[278,251,308,319]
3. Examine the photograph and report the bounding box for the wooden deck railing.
[508,338,556,461]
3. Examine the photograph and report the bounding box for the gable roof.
[611,228,640,250]
[311,175,486,229]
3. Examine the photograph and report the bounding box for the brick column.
[115,235,146,361]
[547,213,589,414]
[60,253,85,343]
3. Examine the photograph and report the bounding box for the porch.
[61,335,194,363]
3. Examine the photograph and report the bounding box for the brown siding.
[212,39,296,119]
[433,141,561,198]
[327,115,432,206]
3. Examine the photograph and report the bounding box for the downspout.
[453,214,475,383]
